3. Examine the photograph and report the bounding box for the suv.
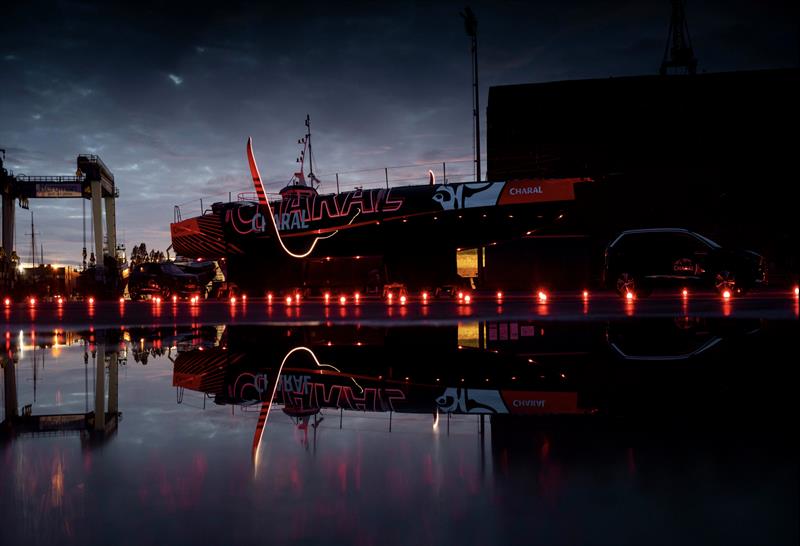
[603,228,766,297]
[128,262,203,300]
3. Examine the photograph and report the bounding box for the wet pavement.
[1,301,798,545]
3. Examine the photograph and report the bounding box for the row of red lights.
[4,286,799,307]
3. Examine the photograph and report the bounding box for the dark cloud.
[1,0,797,264]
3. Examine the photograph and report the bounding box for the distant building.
[487,68,799,181]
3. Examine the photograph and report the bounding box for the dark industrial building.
[485,68,800,288]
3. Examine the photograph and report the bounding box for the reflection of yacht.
[167,319,765,420]
[168,323,596,464]
[170,324,592,418]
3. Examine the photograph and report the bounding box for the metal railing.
[173,158,477,220]
[15,175,85,183]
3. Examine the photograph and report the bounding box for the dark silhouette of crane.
[660,0,698,75]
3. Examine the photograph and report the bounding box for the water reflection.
[2,331,121,445]
[163,318,795,465]
[1,318,797,545]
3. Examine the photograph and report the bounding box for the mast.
[461,7,481,181]
[306,115,314,181]
[292,115,320,189]
[305,115,321,189]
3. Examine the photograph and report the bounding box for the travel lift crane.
[0,150,118,289]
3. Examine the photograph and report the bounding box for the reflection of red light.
[722,290,731,300]
[537,290,548,303]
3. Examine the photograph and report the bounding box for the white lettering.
[509,186,543,196]
[512,399,545,408]
[276,211,310,232]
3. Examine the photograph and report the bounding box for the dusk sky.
[1,0,797,266]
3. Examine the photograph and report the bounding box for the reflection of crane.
[1,333,121,445]
[660,0,698,75]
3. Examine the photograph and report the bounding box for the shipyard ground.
[4,289,797,327]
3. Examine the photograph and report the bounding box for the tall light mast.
[660,0,698,75]
[461,7,481,181]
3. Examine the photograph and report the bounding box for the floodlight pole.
[461,7,481,182]
[461,7,485,286]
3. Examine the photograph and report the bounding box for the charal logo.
[498,178,577,205]
[512,398,545,408]
[513,400,545,409]
[500,391,579,414]
[508,185,542,196]
[274,210,310,231]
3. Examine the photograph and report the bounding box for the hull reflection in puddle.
[1,318,797,546]
[157,317,787,468]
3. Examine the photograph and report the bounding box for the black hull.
[171,178,588,293]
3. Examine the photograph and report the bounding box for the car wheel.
[714,270,736,294]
